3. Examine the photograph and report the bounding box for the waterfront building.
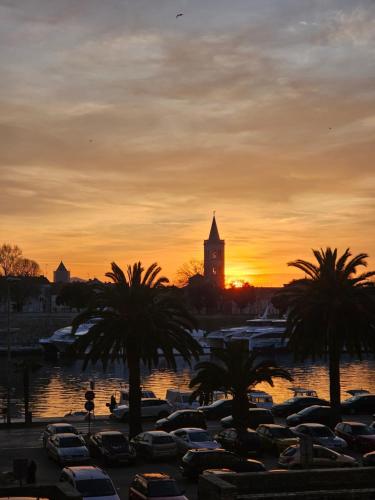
[204,215,225,289]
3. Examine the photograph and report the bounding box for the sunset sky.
[1,0,375,286]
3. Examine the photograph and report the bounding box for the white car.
[42,422,79,447]
[60,466,120,500]
[278,444,358,469]
[46,433,90,465]
[170,427,220,454]
[112,398,172,421]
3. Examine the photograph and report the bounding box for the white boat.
[288,387,318,398]
[39,320,99,355]
[206,318,287,352]
[247,390,274,409]
[165,389,200,410]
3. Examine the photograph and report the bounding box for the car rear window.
[351,426,375,436]
[283,447,297,456]
[271,428,295,438]
[102,434,129,448]
[148,480,181,497]
[152,435,174,444]
[56,426,75,434]
[189,431,210,442]
[76,479,115,497]
[59,436,84,448]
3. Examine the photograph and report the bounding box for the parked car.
[278,444,358,469]
[256,424,299,454]
[363,451,375,466]
[60,466,119,500]
[341,394,375,415]
[130,431,177,460]
[155,410,207,432]
[334,422,375,452]
[170,428,220,454]
[221,408,274,429]
[290,423,347,451]
[112,398,172,421]
[129,473,187,499]
[272,397,330,418]
[42,423,78,447]
[197,399,234,420]
[286,405,338,427]
[46,433,90,465]
[88,431,136,465]
[215,428,262,456]
[181,448,265,479]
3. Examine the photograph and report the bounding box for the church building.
[204,215,225,288]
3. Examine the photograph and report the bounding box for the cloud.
[1,0,375,284]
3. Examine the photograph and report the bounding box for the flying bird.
[176,13,184,18]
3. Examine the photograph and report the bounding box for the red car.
[335,422,375,452]
[129,473,187,500]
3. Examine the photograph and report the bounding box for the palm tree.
[71,262,202,437]
[189,342,292,428]
[274,248,375,420]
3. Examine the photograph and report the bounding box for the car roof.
[188,448,226,454]
[224,427,257,434]
[49,422,75,428]
[249,408,272,412]
[258,424,286,429]
[144,430,170,436]
[95,430,123,436]
[137,473,171,481]
[298,423,327,428]
[343,421,368,426]
[173,427,208,433]
[64,466,109,479]
[142,398,164,402]
[54,433,81,439]
[172,409,201,415]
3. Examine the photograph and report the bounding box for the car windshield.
[59,437,83,448]
[181,395,192,403]
[148,480,181,497]
[299,406,325,415]
[56,426,75,434]
[271,428,295,438]
[352,426,375,436]
[152,435,174,444]
[76,479,115,497]
[102,435,128,447]
[189,431,211,442]
[310,427,333,437]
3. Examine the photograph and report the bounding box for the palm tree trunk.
[232,391,249,430]
[127,350,143,438]
[328,340,341,424]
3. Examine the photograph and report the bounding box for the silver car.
[42,422,78,447]
[170,427,220,454]
[290,423,347,451]
[46,433,90,465]
[279,444,357,469]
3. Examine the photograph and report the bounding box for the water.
[1,353,375,417]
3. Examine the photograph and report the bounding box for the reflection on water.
[1,353,375,417]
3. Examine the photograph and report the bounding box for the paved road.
[0,414,372,500]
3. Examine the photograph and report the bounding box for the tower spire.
[208,213,220,241]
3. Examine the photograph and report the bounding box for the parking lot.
[0,413,373,500]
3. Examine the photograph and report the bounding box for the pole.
[6,280,11,425]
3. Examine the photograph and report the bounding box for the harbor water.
[1,353,375,418]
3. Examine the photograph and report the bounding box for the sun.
[228,279,246,288]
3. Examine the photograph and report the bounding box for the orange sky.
[1,1,375,286]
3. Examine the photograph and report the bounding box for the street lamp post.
[6,277,20,425]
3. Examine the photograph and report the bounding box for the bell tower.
[204,214,225,288]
